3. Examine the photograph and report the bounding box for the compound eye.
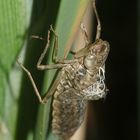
[84,54,97,69]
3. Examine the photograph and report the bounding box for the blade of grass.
[34,0,91,140]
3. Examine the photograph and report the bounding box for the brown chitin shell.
[51,39,110,139]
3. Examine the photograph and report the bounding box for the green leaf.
[0,0,30,140]
[0,0,26,72]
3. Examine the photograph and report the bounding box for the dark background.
[87,0,138,140]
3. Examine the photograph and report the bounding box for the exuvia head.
[83,39,110,70]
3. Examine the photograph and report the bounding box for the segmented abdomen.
[52,70,87,140]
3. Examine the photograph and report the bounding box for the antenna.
[93,0,101,40]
